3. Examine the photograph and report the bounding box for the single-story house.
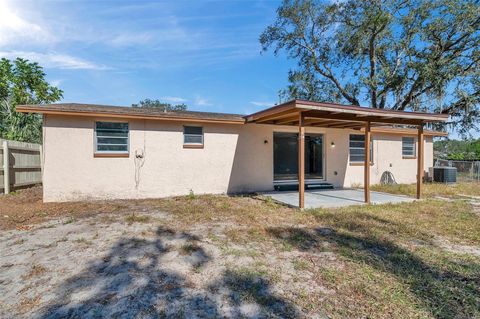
[17,100,448,207]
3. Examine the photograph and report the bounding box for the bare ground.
[0,187,131,231]
[1,208,317,318]
[1,186,480,318]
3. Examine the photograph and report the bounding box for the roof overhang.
[245,100,449,129]
[365,126,448,137]
[16,103,245,125]
[17,100,449,136]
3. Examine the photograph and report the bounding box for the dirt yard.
[1,185,480,318]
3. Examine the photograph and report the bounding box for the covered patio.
[246,99,448,208]
[262,188,414,208]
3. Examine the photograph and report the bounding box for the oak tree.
[261,0,480,135]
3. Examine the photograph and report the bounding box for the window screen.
[95,122,129,153]
[349,134,373,163]
[184,126,203,145]
[402,137,415,157]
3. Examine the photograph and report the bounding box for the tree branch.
[369,32,377,108]
[295,34,360,105]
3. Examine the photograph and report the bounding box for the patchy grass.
[73,237,92,246]
[125,213,150,224]
[222,267,283,304]
[10,238,26,246]
[292,259,310,271]
[144,194,296,227]
[179,242,201,255]
[221,245,261,258]
[307,200,480,245]
[2,184,480,318]
[153,191,479,317]
[62,217,76,225]
[0,186,129,230]
[16,295,42,315]
[371,181,480,198]
[151,190,480,318]
[22,264,47,280]
[265,202,480,318]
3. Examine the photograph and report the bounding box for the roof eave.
[16,105,246,125]
[245,100,449,124]
[364,127,448,137]
[295,103,448,123]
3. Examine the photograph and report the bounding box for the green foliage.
[0,58,63,143]
[434,139,480,160]
[132,98,187,112]
[261,0,480,136]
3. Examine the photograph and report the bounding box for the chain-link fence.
[434,159,480,182]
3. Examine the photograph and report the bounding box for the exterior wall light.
[331,141,335,148]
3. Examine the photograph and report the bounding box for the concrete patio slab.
[261,188,415,208]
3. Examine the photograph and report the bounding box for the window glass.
[402,137,415,157]
[95,122,129,153]
[349,134,373,163]
[184,126,203,145]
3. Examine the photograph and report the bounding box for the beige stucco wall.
[42,114,434,202]
[328,131,433,186]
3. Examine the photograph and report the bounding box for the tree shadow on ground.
[306,209,434,242]
[208,269,300,318]
[38,226,300,319]
[267,223,480,319]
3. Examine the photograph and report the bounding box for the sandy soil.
[0,187,132,231]
[1,188,479,318]
[0,204,329,318]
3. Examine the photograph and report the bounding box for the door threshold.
[273,181,334,191]
[274,179,325,184]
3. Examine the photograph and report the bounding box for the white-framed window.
[95,121,129,153]
[183,126,203,146]
[402,137,416,158]
[349,134,373,163]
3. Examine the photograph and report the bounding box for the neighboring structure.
[17,100,448,206]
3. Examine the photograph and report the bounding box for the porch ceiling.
[245,99,449,129]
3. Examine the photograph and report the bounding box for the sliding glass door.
[273,132,324,181]
[306,134,323,179]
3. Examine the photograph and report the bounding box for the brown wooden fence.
[0,139,42,194]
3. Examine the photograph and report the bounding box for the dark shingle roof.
[16,103,246,123]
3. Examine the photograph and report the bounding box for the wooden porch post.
[298,113,305,209]
[417,123,424,199]
[364,122,371,203]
